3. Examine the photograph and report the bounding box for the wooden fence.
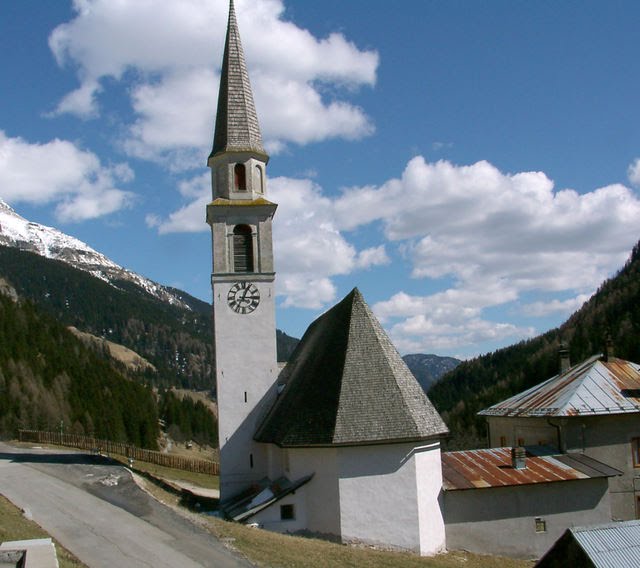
[18,430,219,475]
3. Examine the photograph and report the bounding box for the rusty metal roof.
[442,447,621,491]
[478,355,640,417]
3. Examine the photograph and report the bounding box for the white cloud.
[149,154,640,352]
[0,131,134,222]
[48,0,378,161]
[628,158,640,187]
[147,172,388,308]
[521,294,591,318]
[337,156,640,355]
[356,245,390,269]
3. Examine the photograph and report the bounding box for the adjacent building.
[536,519,640,567]
[442,446,620,558]
[479,350,640,521]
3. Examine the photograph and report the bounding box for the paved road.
[0,442,251,568]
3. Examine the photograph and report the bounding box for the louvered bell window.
[233,225,254,272]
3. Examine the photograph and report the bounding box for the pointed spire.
[210,0,266,160]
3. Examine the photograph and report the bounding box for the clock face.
[227,281,260,314]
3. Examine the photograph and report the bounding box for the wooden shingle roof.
[210,0,265,159]
[255,288,448,447]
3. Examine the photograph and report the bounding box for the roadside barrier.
[18,430,219,475]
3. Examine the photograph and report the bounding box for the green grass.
[204,516,534,568]
[110,453,220,490]
[0,494,87,568]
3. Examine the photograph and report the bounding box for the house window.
[234,164,247,190]
[499,436,507,447]
[233,225,254,272]
[632,438,640,467]
[249,453,254,468]
[517,437,525,447]
[535,517,546,533]
[280,504,295,521]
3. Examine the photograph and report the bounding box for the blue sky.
[1,0,639,358]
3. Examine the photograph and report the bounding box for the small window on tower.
[234,163,247,190]
[632,438,640,468]
[255,165,264,193]
[233,225,254,272]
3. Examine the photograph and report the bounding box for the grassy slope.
[204,517,533,568]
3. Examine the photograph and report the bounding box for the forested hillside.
[0,290,159,447]
[0,246,296,390]
[429,240,640,450]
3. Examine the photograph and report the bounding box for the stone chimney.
[558,343,570,373]
[603,333,614,362]
[511,447,526,470]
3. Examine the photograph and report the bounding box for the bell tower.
[207,0,278,501]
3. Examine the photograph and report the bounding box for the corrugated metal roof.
[571,520,640,568]
[479,355,640,417]
[441,447,621,491]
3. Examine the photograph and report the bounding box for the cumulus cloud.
[0,131,134,222]
[48,0,378,162]
[149,152,640,353]
[628,158,640,187]
[335,156,640,355]
[146,172,389,308]
[521,294,592,318]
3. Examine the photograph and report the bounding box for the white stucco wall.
[444,478,612,559]
[288,447,341,537]
[249,487,309,534]
[415,441,447,555]
[338,441,445,555]
[213,276,278,501]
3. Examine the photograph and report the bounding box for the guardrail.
[18,430,219,475]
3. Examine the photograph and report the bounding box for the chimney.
[511,447,526,470]
[558,343,570,373]
[603,333,614,362]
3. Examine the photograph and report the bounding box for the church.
[205,1,631,558]
[206,0,448,555]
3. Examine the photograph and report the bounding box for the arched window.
[255,165,264,193]
[234,164,247,191]
[233,225,253,272]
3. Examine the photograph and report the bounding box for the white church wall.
[249,488,309,534]
[414,441,446,555]
[288,447,341,538]
[337,442,424,553]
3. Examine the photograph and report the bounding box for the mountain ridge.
[0,198,191,310]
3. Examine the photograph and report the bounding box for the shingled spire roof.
[255,288,448,447]
[210,0,265,159]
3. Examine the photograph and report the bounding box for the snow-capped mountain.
[0,198,190,309]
